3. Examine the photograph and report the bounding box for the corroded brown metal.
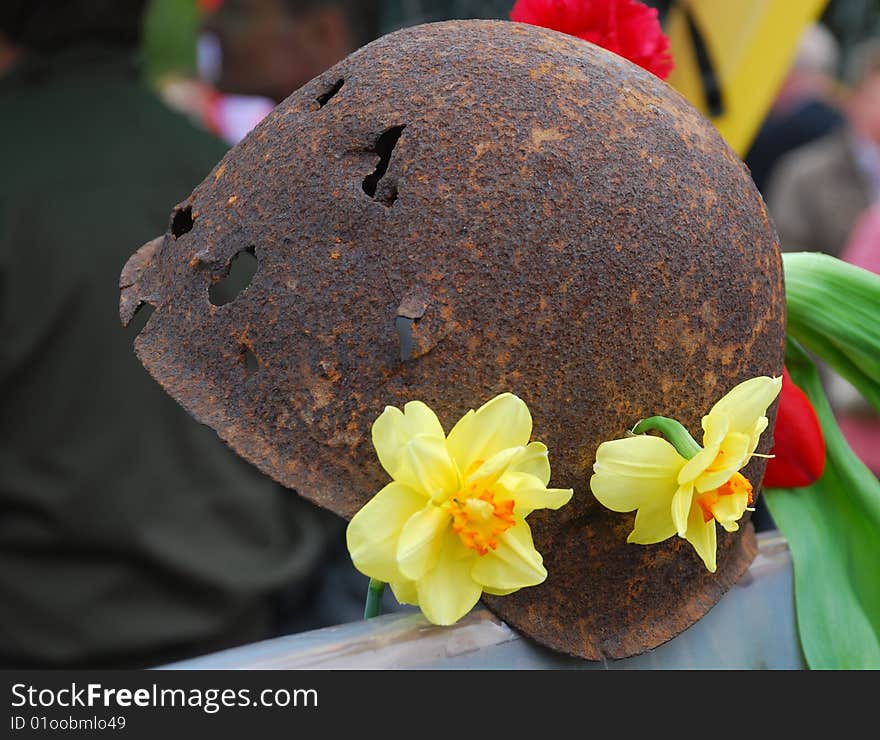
[120,20,785,660]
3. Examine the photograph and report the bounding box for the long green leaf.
[783,252,880,413]
[764,340,880,669]
[785,316,880,411]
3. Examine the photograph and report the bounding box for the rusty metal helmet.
[121,20,784,660]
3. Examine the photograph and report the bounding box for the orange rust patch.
[531,127,568,150]
[530,61,553,79]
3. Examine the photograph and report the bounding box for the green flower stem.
[633,416,701,459]
[363,578,386,620]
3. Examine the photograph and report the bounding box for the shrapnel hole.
[209,246,258,306]
[128,302,156,337]
[240,343,259,374]
[316,78,344,108]
[362,125,406,204]
[171,205,194,239]
[395,315,424,362]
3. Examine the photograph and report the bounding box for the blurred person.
[0,0,339,668]
[767,42,880,481]
[832,205,880,477]
[194,6,275,144]
[841,201,880,275]
[201,0,381,104]
[195,0,409,629]
[767,40,880,257]
[745,23,844,194]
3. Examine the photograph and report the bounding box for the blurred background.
[1,0,878,669]
[141,1,880,145]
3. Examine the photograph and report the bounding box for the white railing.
[165,532,801,670]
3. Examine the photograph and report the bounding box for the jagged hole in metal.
[362,125,406,206]
[171,205,194,239]
[209,247,258,307]
[316,78,345,108]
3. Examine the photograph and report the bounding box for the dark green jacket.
[0,46,330,668]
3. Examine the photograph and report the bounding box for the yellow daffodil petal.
[396,505,450,581]
[469,441,557,493]
[372,401,446,478]
[346,482,427,583]
[671,483,694,537]
[627,496,678,544]
[446,393,532,475]
[394,435,460,501]
[482,586,518,596]
[591,435,684,512]
[499,471,573,517]
[678,442,718,485]
[700,411,730,449]
[695,431,751,492]
[416,532,482,625]
[466,445,527,489]
[707,375,782,438]
[510,441,551,486]
[710,488,750,532]
[684,501,718,573]
[389,578,419,606]
[747,416,770,456]
[471,518,546,592]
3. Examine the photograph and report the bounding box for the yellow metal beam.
[666,0,830,156]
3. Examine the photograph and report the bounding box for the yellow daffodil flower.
[346,393,573,625]
[590,376,782,572]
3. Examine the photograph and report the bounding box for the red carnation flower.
[763,367,826,489]
[510,0,674,80]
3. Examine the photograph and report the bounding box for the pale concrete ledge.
[165,531,802,670]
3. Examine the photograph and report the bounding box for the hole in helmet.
[316,78,345,108]
[171,205,194,239]
[209,247,258,306]
[128,301,156,337]
[362,125,406,207]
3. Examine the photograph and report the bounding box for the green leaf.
[764,340,880,669]
[783,252,880,413]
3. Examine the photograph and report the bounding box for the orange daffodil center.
[696,472,754,524]
[590,376,782,572]
[447,485,516,556]
[446,458,517,556]
[346,393,573,626]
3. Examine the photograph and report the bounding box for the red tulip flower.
[763,367,826,488]
[510,0,674,80]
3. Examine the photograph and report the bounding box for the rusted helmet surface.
[121,20,785,660]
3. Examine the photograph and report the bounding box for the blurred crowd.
[184,0,381,141]
[0,0,388,671]
[753,24,880,473]
[0,0,878,669]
